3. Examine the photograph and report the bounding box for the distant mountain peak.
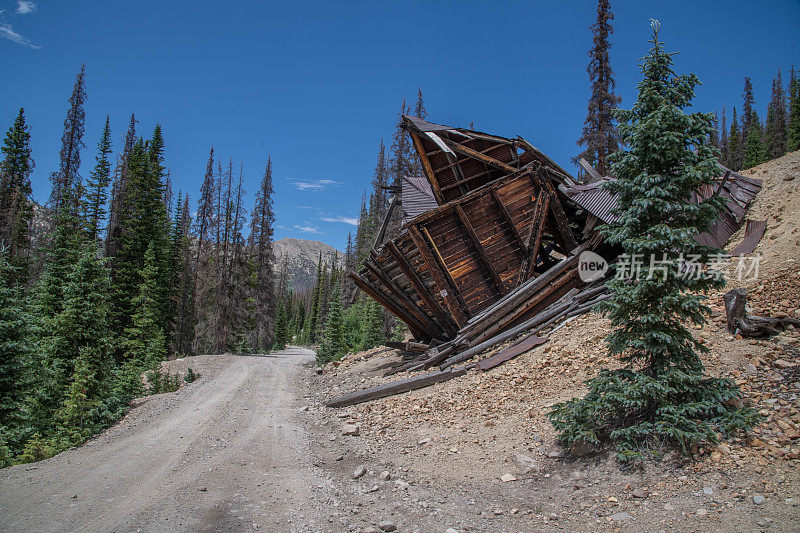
[273,237,343,292]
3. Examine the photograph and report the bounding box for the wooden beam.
[348,273,430,341]
[517,192,551,286]
[325,366,468,408]
[516,137,574,182]
[421,226,471,314]
[410,132,445,204]
[387,241,457,336]
[538,166,578,251]
[442,138,517,174]
[364,260,444,339]
[454,205,506,295]
[440,166,507,192]
[489,188,525,251]
[407,225,469,329]
[372,196,397,248]
[578,158,603,183]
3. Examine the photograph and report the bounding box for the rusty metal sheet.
[730,219,768,256]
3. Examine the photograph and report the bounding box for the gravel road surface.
[0,347,327,533]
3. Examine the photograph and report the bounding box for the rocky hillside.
[274,237,343,292]
[312,151,800,532]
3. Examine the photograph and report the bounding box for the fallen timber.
[327,115,764,409]
[325,366,469,408]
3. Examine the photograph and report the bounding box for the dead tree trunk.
[723,289,800,337]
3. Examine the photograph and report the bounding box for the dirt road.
[0,347,329,533]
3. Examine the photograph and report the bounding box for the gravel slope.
[0,348,328,533]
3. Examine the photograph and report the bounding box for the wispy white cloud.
[289,178,341,191]
[16,1,36,14]
[320,215,358,226]
[294,224,322,234]
[0,21,40,49]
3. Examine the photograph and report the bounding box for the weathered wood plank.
[348,273,431,341]
[476,334,549,371]
[442,137,517,173]
[325,366,468,408]
[578,158,603,183]
[421,226,471,313]
[364,260,444,339]
[454,204,506,295]
[410,132,445,204]
[387,241,457,336]
[490,189,525,252]
[539,166,578,251]
[407,225,469,328]
[517,192,551,286]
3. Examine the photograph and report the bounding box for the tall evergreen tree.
[121,242,166,367]
[765,71,788,159]
[318,280,344,362]
[574,0,622,178]
[743,111,766,169]
[50,65,87,220]
[550,23,756,460]
[108,128,170,346]
[106,114,136,257]
[741,78,755,127]
[728,106,742,171]
[249,157,276,351]
[0,109,35,284]
[0,250,32,456]
[82,116,113,241]
[719,109,729,167]
[51,241,113,442]
[786,66,800,152]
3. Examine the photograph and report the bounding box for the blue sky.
[1,1,798,251]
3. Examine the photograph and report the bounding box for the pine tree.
[50,65,87,220]
[388,99,415,189]
[0,249,32,453]
[360,298,385,350]
[108,128,170,347]
[249,157,276,351]
[765,71,788,159]
[121,242,166,367]
[741,77,756,138]
[574,0,622,178]
[0,108,35,284]
[719,109,729,167]
[83,116,113,241]
[106,114,136,258]
[51,241,113,442]
[549,23,756,461]
[168,193,195,355]
[787,66,800,152]
[743,112,766,169]
[318,280,344,362]
[272,304,289,351]
[728,107,742,171]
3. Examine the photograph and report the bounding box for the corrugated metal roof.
[561,167,763,248]
[401,175,438,225]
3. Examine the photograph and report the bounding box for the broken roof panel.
[402,115,572,204]
[561,164,763,248]
[401,175,438,225]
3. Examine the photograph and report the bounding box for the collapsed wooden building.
[332,116,765,408]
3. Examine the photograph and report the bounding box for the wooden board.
[476,334,549,370]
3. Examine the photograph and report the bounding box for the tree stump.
[723,289,800,337]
